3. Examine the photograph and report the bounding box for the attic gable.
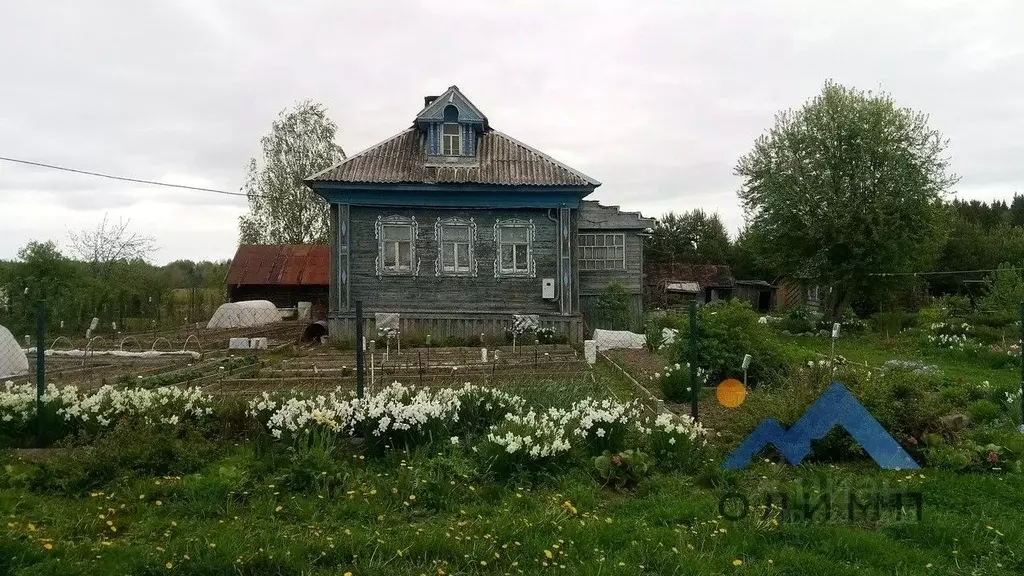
[415,86,487,129]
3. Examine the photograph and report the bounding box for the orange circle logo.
[716,378,747,408]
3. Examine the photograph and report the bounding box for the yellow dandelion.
[344,572,353,576]
[43,543,53,550]
[28,523,36,531]
[732,559,743,566]
[544,550,553,559]
[165,561,173,569]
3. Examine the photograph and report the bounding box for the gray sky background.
[1,0,1021,264]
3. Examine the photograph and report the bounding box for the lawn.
[2,303,1024,575]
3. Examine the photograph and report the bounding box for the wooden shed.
[225,245,330,319]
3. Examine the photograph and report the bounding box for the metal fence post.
[1019,301,1023,429]
[689,299,698,420]
[355,300,365,399]
[35,300,46,447]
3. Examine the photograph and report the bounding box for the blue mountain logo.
[722,382,920,470]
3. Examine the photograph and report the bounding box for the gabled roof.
[226,245,329,287]
[307,128,600,187]
[416,85,487,127]
[579,200,655,230]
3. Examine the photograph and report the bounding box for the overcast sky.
[1,0,1022,264]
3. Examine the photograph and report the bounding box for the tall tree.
[238,101,345,244]
[67,214,156,279]
[735,81,958,317]
[645,209,731,265]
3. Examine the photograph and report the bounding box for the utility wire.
[0,155,249,197]
[870,267,1024,277]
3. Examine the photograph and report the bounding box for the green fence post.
[1019,302,1023,430]
[35,300,45,448]
[689,299,699,420]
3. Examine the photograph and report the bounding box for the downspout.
[547,208,561,304]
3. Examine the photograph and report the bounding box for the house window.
[578,233,625,270]
[442,123,461,156]
[494,219,535,277]
[435,217,476,276]
[375,216,418,277]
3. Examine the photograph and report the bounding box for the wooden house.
[305,86,652,342]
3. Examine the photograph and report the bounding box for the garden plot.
[204,344,591,395]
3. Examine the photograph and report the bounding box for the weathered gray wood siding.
[344,206,563,315]
[577,230,645,332]
[577,231,645,296]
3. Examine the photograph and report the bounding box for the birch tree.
[238,101,345,244]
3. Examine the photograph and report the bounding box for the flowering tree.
[735,81,958,317]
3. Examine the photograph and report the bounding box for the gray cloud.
[1,0,1022,262]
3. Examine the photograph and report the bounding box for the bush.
[592,449,652,490]
[644,324,666,352]
[967,399,1004,426]
[674,299,788,386]
[26,423,224,494]
[652,362,704,403]
[647,413,708,472]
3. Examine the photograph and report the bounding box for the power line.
[0,155,248,197]
[870,267,1024,277]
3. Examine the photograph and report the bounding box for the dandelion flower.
[544,550,553,559]
[732,559,743,566]
[43,543,53,550]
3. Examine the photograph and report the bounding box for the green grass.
[2,332,1023,575]
[782,333,1021,392]
[2,441,1022,576]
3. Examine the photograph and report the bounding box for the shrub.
[674,299,788,386]
[26,423,224,494]
[481,409,573,476]
[1004,390,1022,427]
[592,449,652,490]
[571,397,639,455]
[967,399,1004,426]
[644,324,666,353]
[652,362,705,403]
[596,283,632,330]
[646,413,708,471]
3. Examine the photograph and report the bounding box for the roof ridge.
[305,128,416,182]
[490,130,601,187]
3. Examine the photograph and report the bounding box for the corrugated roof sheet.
[308,128,599,187]
[226,245,330,287]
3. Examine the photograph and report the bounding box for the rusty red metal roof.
[226,245,329,287]
[307,128,599,187]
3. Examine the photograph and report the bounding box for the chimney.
[424,95,439,108]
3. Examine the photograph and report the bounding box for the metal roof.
[307,128,600,188]
[226,245,330,287]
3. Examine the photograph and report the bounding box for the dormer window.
[442,105,461,156]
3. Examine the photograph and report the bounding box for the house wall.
[577,229,645,332]
[341,205,568,316]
